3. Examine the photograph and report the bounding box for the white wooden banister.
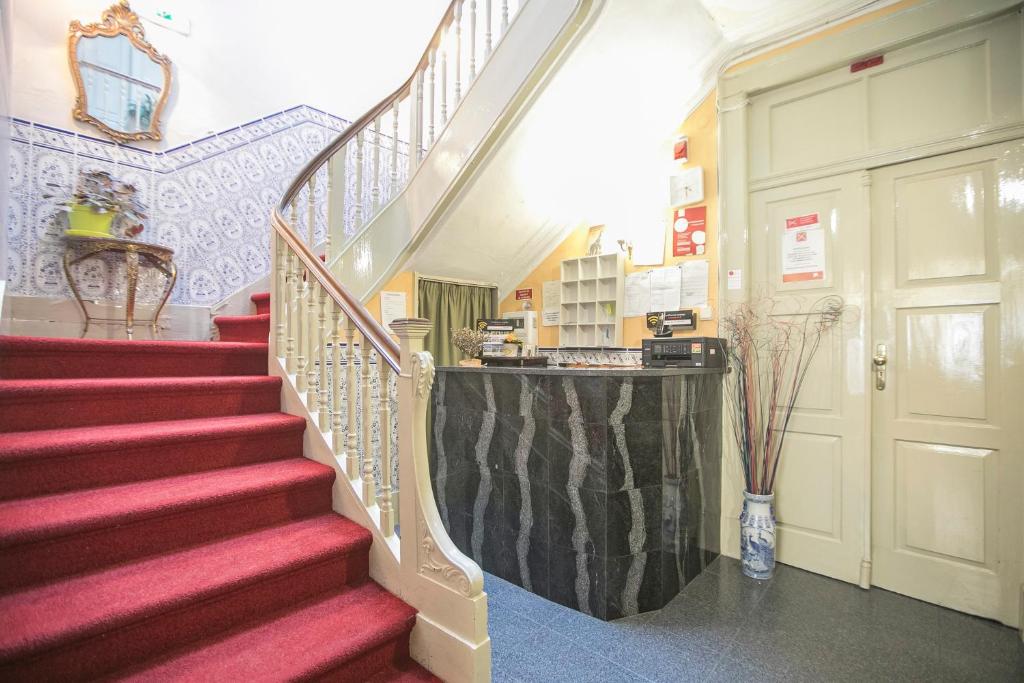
[265,1,550,678]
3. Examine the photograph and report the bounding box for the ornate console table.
[63,235,177,339]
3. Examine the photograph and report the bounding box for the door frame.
[717,0,1024,603]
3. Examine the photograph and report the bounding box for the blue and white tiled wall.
[6,105,410,306]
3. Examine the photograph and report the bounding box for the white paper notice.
[679,259,709,309]
[541,280,561,326]
[781,213,826,283]
[380,291,406,333]
[624,271,651,317]
[727,268,742,290]
[649,266,681,312]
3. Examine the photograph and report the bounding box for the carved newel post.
[390,318,490,683]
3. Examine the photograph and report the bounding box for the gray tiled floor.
[487,557,1024,682]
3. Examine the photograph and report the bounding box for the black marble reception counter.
[428,365,723,620]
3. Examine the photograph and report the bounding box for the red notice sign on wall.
[515,288,533,301]
[672,206,707,257]
[781,212,826,283]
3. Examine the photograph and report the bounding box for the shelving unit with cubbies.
[558,252,625,347]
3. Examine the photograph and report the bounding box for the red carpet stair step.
[0,307,436,681]
[214,291,272,342]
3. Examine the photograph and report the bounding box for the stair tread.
[0,335,268,356]
[0,458,333,548]
[249,292,270,303]
[0,413,305,462]
[213,313,271,324]
[113,582,417,683]
[0,514,371,661]
[0,375,281,399]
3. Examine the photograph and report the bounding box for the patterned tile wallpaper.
[6,105,410,306]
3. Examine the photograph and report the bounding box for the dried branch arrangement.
[722,295,847,495]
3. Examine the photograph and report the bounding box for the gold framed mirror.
[69,1,172,144]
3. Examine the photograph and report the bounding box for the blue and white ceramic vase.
[740,491,776,580]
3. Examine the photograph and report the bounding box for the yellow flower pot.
[65,204,116,238]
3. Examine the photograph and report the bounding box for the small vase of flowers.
[502,332,523,357]
[45,169,147,239]
[451,327,488,367]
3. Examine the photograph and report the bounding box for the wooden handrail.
[273,0,476,371]
[278,0,467,212]
[272,210,401,371]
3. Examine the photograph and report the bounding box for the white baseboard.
[1,294,213,341]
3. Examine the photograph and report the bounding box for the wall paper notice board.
[623,260,709,317]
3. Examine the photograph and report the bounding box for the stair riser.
[0,385,282,432]
[0,427,305,501]
[217,321,271,343]
[315,635,415,683]
[0,554,370,682]
[253,299,271,316]
[0,350,268,380]
[0,478,333,591]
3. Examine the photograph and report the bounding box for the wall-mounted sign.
[669,166,704,206]
[672,205,707,257]
[673,136,689,162]
[781,213,826,283]
[727,268,742,290]
[515,288,533,301]
[850,55,883,73]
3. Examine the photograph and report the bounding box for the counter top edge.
[436,366,725,377]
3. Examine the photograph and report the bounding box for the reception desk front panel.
[428,366,723,620]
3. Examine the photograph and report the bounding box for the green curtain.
[417,278,495,366]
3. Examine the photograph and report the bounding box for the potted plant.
[451,327,488,367]
[722,295,846,580]
[45,169,147,239]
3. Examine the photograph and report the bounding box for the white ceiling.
[410,0,878,298]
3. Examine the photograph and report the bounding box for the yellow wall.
[500,91,720,347]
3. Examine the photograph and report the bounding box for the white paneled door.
[749,172,871,586]
[870,141,1024,626]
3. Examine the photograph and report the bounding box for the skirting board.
[0,294,213,341]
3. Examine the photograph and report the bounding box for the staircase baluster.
[344,318,359,480]
[306,175,317,247]
[371,115,381,217]
[305,276,319,405]
[274,234,286,355]
[354,130,364,230]
[324,162,333,260]
[378,361,394,537]
[485,0,493,56]
[501,0,508,32]
[285,250,297,373]
[329,148,346,255]
[295,264,307,392]
[331,305,344,454]
[440,41,448,126]
[454,1,462,104]
[391,100,399,197]
[428,50,436,148]
[359,337,376,507]
[414,71,424,167]
[469,0,477,81]
[317,286,330,430]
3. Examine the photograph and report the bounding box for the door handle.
[873,344,888,390]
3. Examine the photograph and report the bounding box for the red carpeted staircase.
[0,297,438,682]
[214,291,273,342]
